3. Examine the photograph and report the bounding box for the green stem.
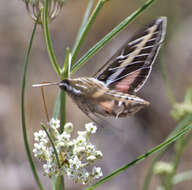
[43,0,61,76]
[41,123,61,168]
[86,123,192,190]
[60,48,71,133]
[21,13,44,190]
[71,0,158,75]
[71,0,93,63]
[42,1,65,189]
[61,48,71,79]
[142,114,192,190]
[71,0,107,64]
[41,124,65,190]
[51,175,65,190]
[60,90,66,133]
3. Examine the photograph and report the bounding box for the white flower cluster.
[33,118,103,184]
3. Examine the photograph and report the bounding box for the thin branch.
[21,12,45,190]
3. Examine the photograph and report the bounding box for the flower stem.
[21,12,44,190]
[41,123,65,190]
[41,123,61,168]
[42,1,65,189]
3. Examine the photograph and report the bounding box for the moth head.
[59,79,71,92]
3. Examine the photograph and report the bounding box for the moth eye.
[99,74,106,80]
[59,79,70,91]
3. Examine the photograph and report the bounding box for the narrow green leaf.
[43,0,61,76]
[72,0,107,64]
[86,123,192,190]
[61,47,71,79]
[71,0,158,74]
[21,12,44,190]
[72,0,93,62]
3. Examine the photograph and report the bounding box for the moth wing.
[94,17,167,93]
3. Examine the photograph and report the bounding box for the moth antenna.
[40,87,50,123]
[68,53,72,79]
[32,82,60,88]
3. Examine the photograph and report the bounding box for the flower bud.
[23,0,66,23]
[153,161,173,176]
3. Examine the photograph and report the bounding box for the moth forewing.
[94,17,167,94]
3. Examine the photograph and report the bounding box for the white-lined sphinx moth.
[34,17,167,119]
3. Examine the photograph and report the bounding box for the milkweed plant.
[21,0,192,190]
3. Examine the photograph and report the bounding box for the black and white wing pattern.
[95,17,167,93]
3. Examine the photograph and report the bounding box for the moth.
[34,17,167,119]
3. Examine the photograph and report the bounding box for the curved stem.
[21,12,44,190]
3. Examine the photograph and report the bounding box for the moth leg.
[112,101,126,119]
[115,107,125,119]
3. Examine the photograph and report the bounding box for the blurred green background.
[1,0,192,189]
